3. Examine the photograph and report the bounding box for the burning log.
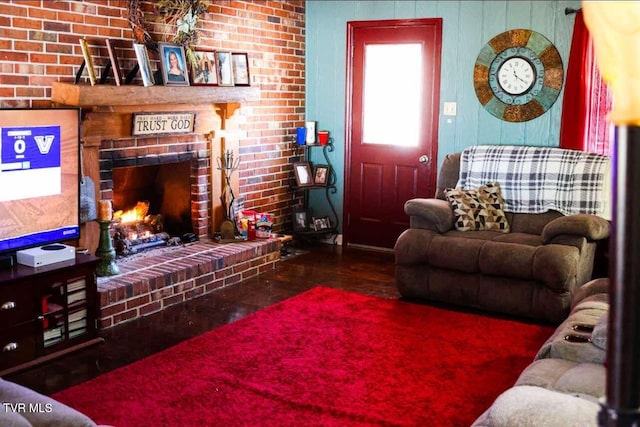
[112,201,171,256]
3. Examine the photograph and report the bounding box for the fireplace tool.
[217,149,240,240]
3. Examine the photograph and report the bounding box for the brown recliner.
[394,152,610,324]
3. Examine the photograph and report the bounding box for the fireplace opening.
[112,161,195,255]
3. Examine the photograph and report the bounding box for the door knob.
[1,301,16,310]
[3,342,18,352]
[418,155,429,163]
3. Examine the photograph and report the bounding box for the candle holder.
[95,219,119,277]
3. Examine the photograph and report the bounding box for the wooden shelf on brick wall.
[51,82,260,107]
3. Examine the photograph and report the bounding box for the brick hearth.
[97,239,281,329]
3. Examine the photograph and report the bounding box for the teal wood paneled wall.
[305,0,581,232]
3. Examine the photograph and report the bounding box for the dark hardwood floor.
[4,243,400,396]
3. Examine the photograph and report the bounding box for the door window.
[362,43,422,147]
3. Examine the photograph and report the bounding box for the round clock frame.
[474,29,564,122]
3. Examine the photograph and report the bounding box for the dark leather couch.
[394,152,610,324]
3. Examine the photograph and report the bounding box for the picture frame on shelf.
[293,210,309,232]
[105,39,123,86]
[314,164,330,186]
[231,52,250,86]
[190,49,218,86]
[312,216,332,231]
[216,51,234,86]
[133,42,154,86]
[79,38,97,86]
[293,162,313,187]
[158,42,190,86]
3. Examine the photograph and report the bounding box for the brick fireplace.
[50,83,273,329]
[93,130,282,329]
[93,133,283,329]
[99,134,211,242]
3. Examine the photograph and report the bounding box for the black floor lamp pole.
[600,125,640,426]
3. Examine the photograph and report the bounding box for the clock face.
[498,57,534,95]
[474,29,564,122]
[488,47,546,105]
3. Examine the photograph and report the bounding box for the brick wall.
[0,0,306,233]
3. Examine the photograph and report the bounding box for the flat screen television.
[0,107,80,255]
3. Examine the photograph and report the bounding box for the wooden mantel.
[51,81,260,252]
[51,82,260,107]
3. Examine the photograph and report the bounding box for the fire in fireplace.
[111,161,196,256]
[112,201,173,255]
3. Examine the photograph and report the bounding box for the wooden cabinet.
[0,254,102,375]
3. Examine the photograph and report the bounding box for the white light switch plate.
[443,102,457,116]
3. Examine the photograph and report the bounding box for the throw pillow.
[444,182,510,232]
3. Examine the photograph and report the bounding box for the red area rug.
[53,287,553,426]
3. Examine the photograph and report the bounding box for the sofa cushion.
[516,359,606,402]
[509,210,563,234]
[0,410,31,427]
[478,241,536,280]
[492,232,544,246]
[444,182,510,232]
[472,385,600,427]
[427,235,484,272]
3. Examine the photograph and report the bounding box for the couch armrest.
[542,214,610,243]
[404,198,454,233]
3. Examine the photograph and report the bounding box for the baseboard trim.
[346,243,394,254]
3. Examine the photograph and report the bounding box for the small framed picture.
[79,38,96,86]
[231,52,250,86]
[190,49,218,86]
[293,162,313,187]
[216,51,234,86]
[133,42,154,86]
[293,210,309,232]
[314,164,330,186]
[159,42,190,86]
[105,39,122,86]
[312,216,332,231]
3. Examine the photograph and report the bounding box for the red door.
[345,19,442,249]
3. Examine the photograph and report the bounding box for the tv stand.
[0,254,102,376]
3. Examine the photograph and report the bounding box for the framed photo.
[105,39,123,86]
[292,210,309,232]
[293,162,313,187]
[159,42,190,86]
[216,51,234,86]
[314,164,330,186]
[190,49,218,86]
[79,38,96,86]
[231,52,250,86]
[133,42,154,86]
[312,216,332,231]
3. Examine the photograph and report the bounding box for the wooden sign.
[132,112,196,136]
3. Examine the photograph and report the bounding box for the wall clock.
[473,29,564,122]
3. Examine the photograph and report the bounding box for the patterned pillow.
[444,182,510,232]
